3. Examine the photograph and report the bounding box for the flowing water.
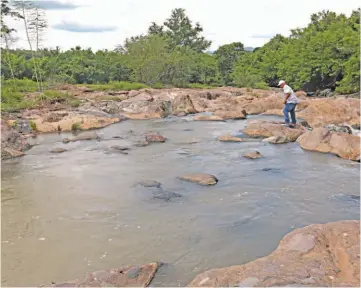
[1,115,360,286]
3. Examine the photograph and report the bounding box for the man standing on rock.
[278,80,299,128]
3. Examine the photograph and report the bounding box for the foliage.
[214,42,245,85]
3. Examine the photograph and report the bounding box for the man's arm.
[284,93,290,104]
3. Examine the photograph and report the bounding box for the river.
[1,115,360,286]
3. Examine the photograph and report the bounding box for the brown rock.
[178,173,218,186]
[50,147,67,153]
[214,109,247,120]
[298,98,360,128]
[218,134,243,142]
[243,120,306,142]
[193,114,224,121]
[243,95,283,115]
[243,150,263,159]
[188,220,360,287]
[145,133,166,143]
[171,95,198,115]
[297,127,360,161]
[32,113,120,133]
[51,262,160,287]
[62,138,71,144]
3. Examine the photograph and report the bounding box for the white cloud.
[5,0,360,51]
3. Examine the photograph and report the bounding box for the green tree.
[214,42,245,84]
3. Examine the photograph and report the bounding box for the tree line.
[1,2,360,94]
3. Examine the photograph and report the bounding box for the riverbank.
[1,86,360,161]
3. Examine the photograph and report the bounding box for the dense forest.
[1,1,360,98]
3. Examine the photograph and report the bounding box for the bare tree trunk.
[19,0,41,91]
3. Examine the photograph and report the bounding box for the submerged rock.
[72,131,101,142]
[178,173,218,186]
[138,180,162,188]
[297,127,360,161]
[188,220,360,287]
[111,145,131,151]
[50,147,67,153]
[243,151,263,159]
[50,262,161,287]
[134,140,149,147]
[145,133,166,143]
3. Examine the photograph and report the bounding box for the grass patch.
[29,120,37,131]
[71,123,82,131]
[85,81,149,91]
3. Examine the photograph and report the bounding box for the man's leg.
[283,104,290,123]
[289,104,297,125]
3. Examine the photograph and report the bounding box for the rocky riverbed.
[1,86,360,286]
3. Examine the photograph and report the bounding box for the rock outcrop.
[188,220,360,287]
[297,127,360,161]
[50,262,161,287]
[243,120,306,142]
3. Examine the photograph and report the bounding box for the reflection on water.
[1,116,360,286]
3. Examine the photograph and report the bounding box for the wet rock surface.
[297,127,360,161]
[243,151,263,159]
[145,133,167,143]
[178,173,218,186]
[188,220,360,287]
[50,262,161,287]
[243,120,306,142]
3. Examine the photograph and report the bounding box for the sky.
[5,0,360,51]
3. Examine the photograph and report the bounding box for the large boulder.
[298,98,360,128]
[297,127,360,161]
[243,95,283,115]
[213,109,247,120]
[51,262,160,287]
[243,120,306,142]
[188,220,360,287]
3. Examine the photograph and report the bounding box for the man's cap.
[278,80,286,86]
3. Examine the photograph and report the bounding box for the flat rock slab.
[243,120,306,142]
[218,134,243,142]
[50,262,160,287]
[188,220,360,287]
[297,127,360,161]
[243,150,263,159]
[178,173,218,186]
